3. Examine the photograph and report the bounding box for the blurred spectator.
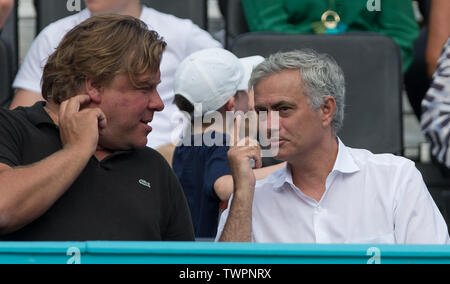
[0,0,13,31]
[10,0,221,149]
[404,0,431,120]
[405,0,450,120]
[240,0,419,72]
[426,0,450,77]
[421,38,450,168]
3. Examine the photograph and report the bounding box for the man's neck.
[44,101,60,125]
[288,134,339,202]
[94,147,113,162]
[119,3,142,19]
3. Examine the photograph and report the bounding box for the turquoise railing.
[0,242,449,264]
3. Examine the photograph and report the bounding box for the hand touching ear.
[59,95,107,157]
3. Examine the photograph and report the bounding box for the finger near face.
[233,115,243,146]
[65,95,91,114]
[236,137,259,147]
[97,113,107,130]
[248,147,263,169]
[58,99,68,117]
[85,107,107,127]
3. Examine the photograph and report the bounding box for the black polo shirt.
[0,102,195,241]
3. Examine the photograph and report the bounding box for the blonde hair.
[42,14,166,103]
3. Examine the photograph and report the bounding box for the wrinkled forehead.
[99,69,161,92]
[254,70,303,95]
[253,71,309,108]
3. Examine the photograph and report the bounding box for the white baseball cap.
[174,48,264,115]
[237,55,265,91]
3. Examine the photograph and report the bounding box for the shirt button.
[317,206,323,213]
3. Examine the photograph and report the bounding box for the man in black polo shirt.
[0,15,195,241]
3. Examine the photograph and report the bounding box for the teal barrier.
[0,242,449,264]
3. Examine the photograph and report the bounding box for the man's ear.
[84,79,102,104]
[320,96,336,128]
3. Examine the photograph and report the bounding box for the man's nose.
[265,111,280,139]
[149,90,165,112]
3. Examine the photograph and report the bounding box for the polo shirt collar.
[25,101,56,127]
[273,137,360,191]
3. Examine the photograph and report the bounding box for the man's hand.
[0,95,107,234]
[58,95,107,157]
[227,138,262,194]
[228,115,262,192]
[219,133,262,242]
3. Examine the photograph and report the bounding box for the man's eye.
[138,87,154,93]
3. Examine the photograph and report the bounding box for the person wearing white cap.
[171,48,285,238]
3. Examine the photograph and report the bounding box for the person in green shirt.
[241,0,419,72]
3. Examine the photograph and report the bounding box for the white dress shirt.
[13,7,222,148]
[216,139,450,244]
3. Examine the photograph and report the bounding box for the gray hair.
[249,49,346,134]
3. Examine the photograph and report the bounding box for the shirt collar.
[272,137,360,191]
[24,101,56,127]
[333,138,360,174]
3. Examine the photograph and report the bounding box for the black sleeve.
[0,109,22,167]
[163,162,195,241]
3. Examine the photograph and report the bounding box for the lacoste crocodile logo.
[139,179,151,189]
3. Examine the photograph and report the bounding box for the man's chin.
[270,148,289,161]
[265,144,284,160]
[135,137,150,149]
[272,154,287,162]
[98,138,148,152]
[129,139,148,150]
[134,144,148,150]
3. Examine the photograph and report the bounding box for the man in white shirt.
[217,49,450,244]
[10,0,221,148]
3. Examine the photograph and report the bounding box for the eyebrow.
[255,101,297,111]
[136,80,161,88]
